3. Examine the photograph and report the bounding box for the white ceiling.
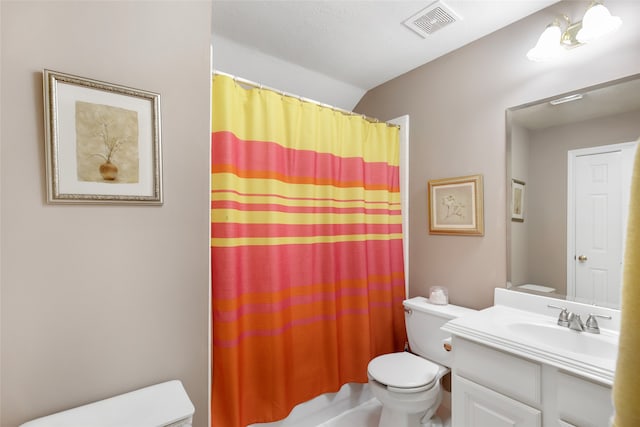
[212,0,559,92]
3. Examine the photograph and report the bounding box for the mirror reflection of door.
[568,142,638,308]
[507,74,640,309]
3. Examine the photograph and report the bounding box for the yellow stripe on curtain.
[211,173,402,204]
[211,76,399,166]
[612,143,640,426]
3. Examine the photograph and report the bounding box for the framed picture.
[428,174,484,236]
[43,69,163,204]
[511,179,525,222]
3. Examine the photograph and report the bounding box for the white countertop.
[442,303,618,386]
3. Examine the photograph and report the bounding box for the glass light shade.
[576,3,622,43]
[527,23,566,62]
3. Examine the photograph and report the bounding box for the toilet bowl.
[367,297,476,427]
[368,352,447,427]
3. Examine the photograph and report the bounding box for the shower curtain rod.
[213,70,399,128]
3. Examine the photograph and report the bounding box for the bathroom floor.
[318,399,382,427]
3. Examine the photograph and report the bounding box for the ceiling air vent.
[403,0,461,38]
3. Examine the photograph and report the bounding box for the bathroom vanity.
[442,288,618,427]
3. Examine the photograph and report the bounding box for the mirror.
[506,74,640,309]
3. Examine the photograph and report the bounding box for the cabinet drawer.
[557,371,613,427]
[453,375,541,427]
[453,337,541,406]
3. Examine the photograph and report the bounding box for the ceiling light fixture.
[527,1,622,62]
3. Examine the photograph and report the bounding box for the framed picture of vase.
[43,69,163,204]
[428,174,484,236]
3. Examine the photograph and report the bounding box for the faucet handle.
[585,313,612,334]
[548,304,570,327]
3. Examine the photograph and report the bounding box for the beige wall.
[355,0,640,309]
[0,2,211,426]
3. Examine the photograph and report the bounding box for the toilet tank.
[404,296,476,367]
[19,380,194,427]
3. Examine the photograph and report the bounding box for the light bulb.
[576,3,622,43]
[527,23,566,62]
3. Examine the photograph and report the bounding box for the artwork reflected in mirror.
[506,74,640,309]
[511,179,525,223]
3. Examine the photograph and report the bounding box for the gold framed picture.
[511,179,525,222]
[428,174,484,236]
[43,69,163,204]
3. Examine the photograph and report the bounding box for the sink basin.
[507,322,618,361]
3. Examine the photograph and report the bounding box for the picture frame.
[43,69,163,204]
[511,179,525,222]
[428,174,484,236]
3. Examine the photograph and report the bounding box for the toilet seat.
[367,352,440,392]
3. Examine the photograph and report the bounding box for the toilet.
[367,296,476,427]
[19,380,194,427]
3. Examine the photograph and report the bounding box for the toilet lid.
[367,352,440,389]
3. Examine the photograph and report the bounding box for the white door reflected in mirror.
[568,143,637,308]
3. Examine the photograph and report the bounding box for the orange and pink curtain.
[211,74,406,427]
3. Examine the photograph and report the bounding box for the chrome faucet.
[567,312,584,332]
[548,304,612,334]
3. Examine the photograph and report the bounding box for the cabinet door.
[556,371,613,427]
[453,375,541,427]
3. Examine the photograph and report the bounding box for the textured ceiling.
[212,0,559,91]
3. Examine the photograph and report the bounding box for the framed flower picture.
[428,174,484,236]
[43,69,163,204]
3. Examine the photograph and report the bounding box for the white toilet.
[367,296,476,427]
[19,380,194,427]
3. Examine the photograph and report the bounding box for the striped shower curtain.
[211,74,406,427]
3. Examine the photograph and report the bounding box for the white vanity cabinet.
[450,337,613,427]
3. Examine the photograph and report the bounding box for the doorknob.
[577,255,588,262]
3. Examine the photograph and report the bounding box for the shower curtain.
[211,74,406,427]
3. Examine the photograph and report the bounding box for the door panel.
[574,151,622,307]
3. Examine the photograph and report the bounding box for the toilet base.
[370,379,442,427]
[421,414,444,427]
[378,407,424,427]
[378,406,444,427]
